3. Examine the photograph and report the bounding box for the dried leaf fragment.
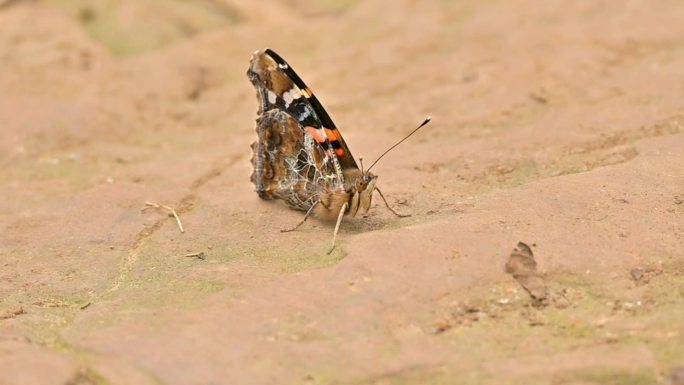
[505,242,548,305]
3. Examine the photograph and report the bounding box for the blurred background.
[1,1,683,384]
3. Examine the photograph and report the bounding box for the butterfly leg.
[327,202,348,255]
[281,200,319,232]
[375,188,410,218]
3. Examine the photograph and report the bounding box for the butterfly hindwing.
[250,109,339,210]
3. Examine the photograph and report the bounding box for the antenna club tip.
[426,116,432,121]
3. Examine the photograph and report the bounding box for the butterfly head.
[356,171,378,214]
[355,172,377,190]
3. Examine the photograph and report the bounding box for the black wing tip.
[264,48,285,62]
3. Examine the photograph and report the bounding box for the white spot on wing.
[298,108,310,121]
[282,88,302,107]
[283,91,293,107]
[268,91,277,104]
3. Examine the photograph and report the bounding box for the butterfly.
[247,48,430,253]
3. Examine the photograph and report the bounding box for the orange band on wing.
[335,148,345,156]
[304,126,326,143]
[325,127,345,144]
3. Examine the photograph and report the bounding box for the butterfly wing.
[248,49,359,175]
[249,49,348,210]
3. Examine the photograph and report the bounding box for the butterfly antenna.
[367,116,431,172]
[359,157,365,174]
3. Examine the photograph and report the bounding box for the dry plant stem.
[183,252,205,260]
[375,188,410,218]
[327,202,348,255]
[145,201,185,233]
[281,200,319,232]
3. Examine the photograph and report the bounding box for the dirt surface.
[1,1,684,384]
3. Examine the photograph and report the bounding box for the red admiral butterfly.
[248,49,429,253]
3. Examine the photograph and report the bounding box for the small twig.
[80,302,91,310]
[145,201,185,233]
[183,252,206,260]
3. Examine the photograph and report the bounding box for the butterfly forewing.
[262,49,359,171]
[248,49,358,211]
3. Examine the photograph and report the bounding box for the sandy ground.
[1,1,684,384]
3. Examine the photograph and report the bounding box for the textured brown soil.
[1,1,683,384]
